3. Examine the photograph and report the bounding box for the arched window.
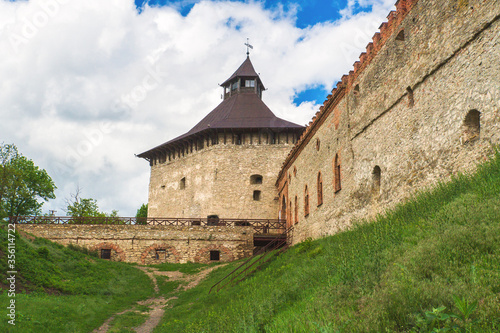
[354,84,360,95]
[294,196,298,224]
[396,29,405,41]
[317,172,323,206]
[462,109,481,144]
[334,154,341,193]
[372,166,381,195]
[180,177,186,190]
[250,174,263,184]
[304,186,310,217]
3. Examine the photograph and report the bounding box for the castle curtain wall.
[279,0,500,243]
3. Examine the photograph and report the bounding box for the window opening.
[207,215,219,226]
[101,249,111,259]
[334,154,341,193]
[253,190,261,201]
[294,196,298,224]
[155,249,167,260]
[250,174,263,184]
[180,177,186,190]
[304,186,310,216]
[396,29,405,41]
[372,166,381,195]
[210,250,220,261]
[407,87,414,107]
[462,109,481,144]
[245,80,255,87]
[317,172,323,206]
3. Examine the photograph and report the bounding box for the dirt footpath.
[92,265,224,333]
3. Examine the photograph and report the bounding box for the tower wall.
[278,0,500,243]
[148,131,295,219]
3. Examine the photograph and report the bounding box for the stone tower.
[138,56,304,219]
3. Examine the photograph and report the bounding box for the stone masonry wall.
[148,131,295,219]
[279,0,500,244]
[17,224,254,264]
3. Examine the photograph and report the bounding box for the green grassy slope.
[0,226,154,332]
[154,151,500,333]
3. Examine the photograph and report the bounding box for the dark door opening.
[207,215,219,226]
[210,250,220,261]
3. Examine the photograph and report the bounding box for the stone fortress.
[16,0,500,264]
[137,56,303,220]
[276,0,500,244]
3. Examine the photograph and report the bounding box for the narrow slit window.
[317,172,323,206]
[294,196,298,224]
[253,190,261,201]
[334,154,341,193]
[407,87,414,107]
[304,186,310,216]
[372,166,381,195]
[180,177,186,190]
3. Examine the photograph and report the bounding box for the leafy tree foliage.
[136,203,148,224]
[0,143,56,218]
[65,187,118,218]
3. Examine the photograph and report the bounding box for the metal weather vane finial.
[244,38,253,57]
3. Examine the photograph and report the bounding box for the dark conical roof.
[167,93,302,141]
[137,56,303,159]
[221,56,265,88]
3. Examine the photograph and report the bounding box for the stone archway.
[140,244,181,265]
[90,242,126,261]
[194,244,234,263]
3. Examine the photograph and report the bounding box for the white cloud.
[0,0,394,216]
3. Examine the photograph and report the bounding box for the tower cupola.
[220,56,266,100]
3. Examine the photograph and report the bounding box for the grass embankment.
[154,152,500,332]
[0,227,154,332]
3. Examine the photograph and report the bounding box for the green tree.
[65,187,119,223]
[0,143,56,219]
[136,203,148,225]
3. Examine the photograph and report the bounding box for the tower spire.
[244,38,253,57]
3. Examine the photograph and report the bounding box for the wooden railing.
[8,216,286,235]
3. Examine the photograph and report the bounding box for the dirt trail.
[92,265,224,333]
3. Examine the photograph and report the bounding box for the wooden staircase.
[209,225,294,294]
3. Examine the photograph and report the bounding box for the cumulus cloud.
[0,0,394,215]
